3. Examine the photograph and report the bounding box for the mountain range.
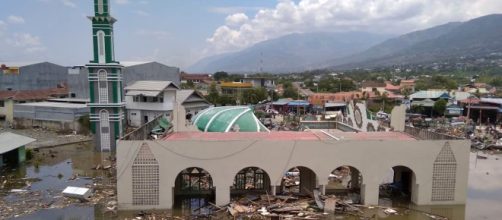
[188,14,502,73]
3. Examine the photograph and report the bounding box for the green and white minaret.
[86,0,124,152]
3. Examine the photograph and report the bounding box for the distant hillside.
[188,32,389,73]
[329,14,502,69]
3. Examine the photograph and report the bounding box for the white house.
[125,81,179,127]
[175,89,212,121]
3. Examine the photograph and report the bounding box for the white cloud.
[207,0,502,54]
[134,10,150,16]
[4,33,46,53]
[7,33,42,47]
[115,0,130,5]
[208,6,262,15]
[225,13,249,27]
[7,15,25,24]
[136,29,170,40]
[61,0,76,8]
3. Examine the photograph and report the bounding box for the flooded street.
[1,142,501,219]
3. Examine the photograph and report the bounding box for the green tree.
[181,81,194,89]
[433,99,448,116]
[205,82,220,105]
[240,88,268,104]
[219,95,236,106]
[213,71,229,81]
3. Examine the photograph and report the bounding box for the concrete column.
[362,183,379,205]
[216,185,231,206]
[271,185,277,196]
[320,184,326,195]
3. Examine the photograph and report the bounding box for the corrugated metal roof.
[125,90,161,97]
[120,61,152,67]
[0,132,36,154]
[481,98,502,105]
[124,81,179,91]
[15,102,88,108]
[410,91,449,99]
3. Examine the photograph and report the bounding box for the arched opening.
[326,166,363,204]
[97,69,108,103]
[231,167,271,199]
[280,166,317,195]
[99,109,110,151]
[173,167,215,216]
[379,166,417,206]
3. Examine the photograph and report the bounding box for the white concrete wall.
[117,137,470,210]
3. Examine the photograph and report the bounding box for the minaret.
[86,0,124,152]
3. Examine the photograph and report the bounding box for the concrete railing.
[300,120,359,132]
[122,115,171,141]
[404,126,464,140]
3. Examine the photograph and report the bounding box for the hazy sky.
[1,0,501,70]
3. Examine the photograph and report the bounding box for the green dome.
[192,106,269,132]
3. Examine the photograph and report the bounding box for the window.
[152,97,158,102]
[97,31,105,63]
[159,97,163,103]
[99,109,111,151]
[133,96,139,102]
[131,113,137,116]
[142,96,147,102]
[97,0,104,14]
[0,101,4,107]
[98,70,108,103]
[70,93,76,98]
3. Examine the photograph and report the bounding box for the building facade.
[117,132,470,210]
[86,0,125,152]
[124,81,179,127]
[0,62,67,91]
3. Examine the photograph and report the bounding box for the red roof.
[164,131,416,141]
[181,73,212,81]
[385,82,401,91]
[0,87,68,101]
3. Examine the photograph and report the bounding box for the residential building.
[175,89,211,121]
[0,62,67,91]
[0,132,35,167]
[181,72,211,84]
[125,81,179,127]
[400,79,416,92]
[466,98,502,124]
[220,82,253,96]
[0,87,68,124]
[240,76,275,89]
[308,92,363,106]
[361,81,386,93]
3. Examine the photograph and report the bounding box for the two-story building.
[125,81,179,127]
[239,76,275,89]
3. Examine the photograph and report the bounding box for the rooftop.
[15,101,88,108]
[0,132,36,154]
[125,81,179,97]
[164,131,416,141]
[0,87,68,101]
[410,90,449,99]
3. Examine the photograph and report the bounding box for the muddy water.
[3,144,502,220]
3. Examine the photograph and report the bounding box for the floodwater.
[1,144,502,219]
